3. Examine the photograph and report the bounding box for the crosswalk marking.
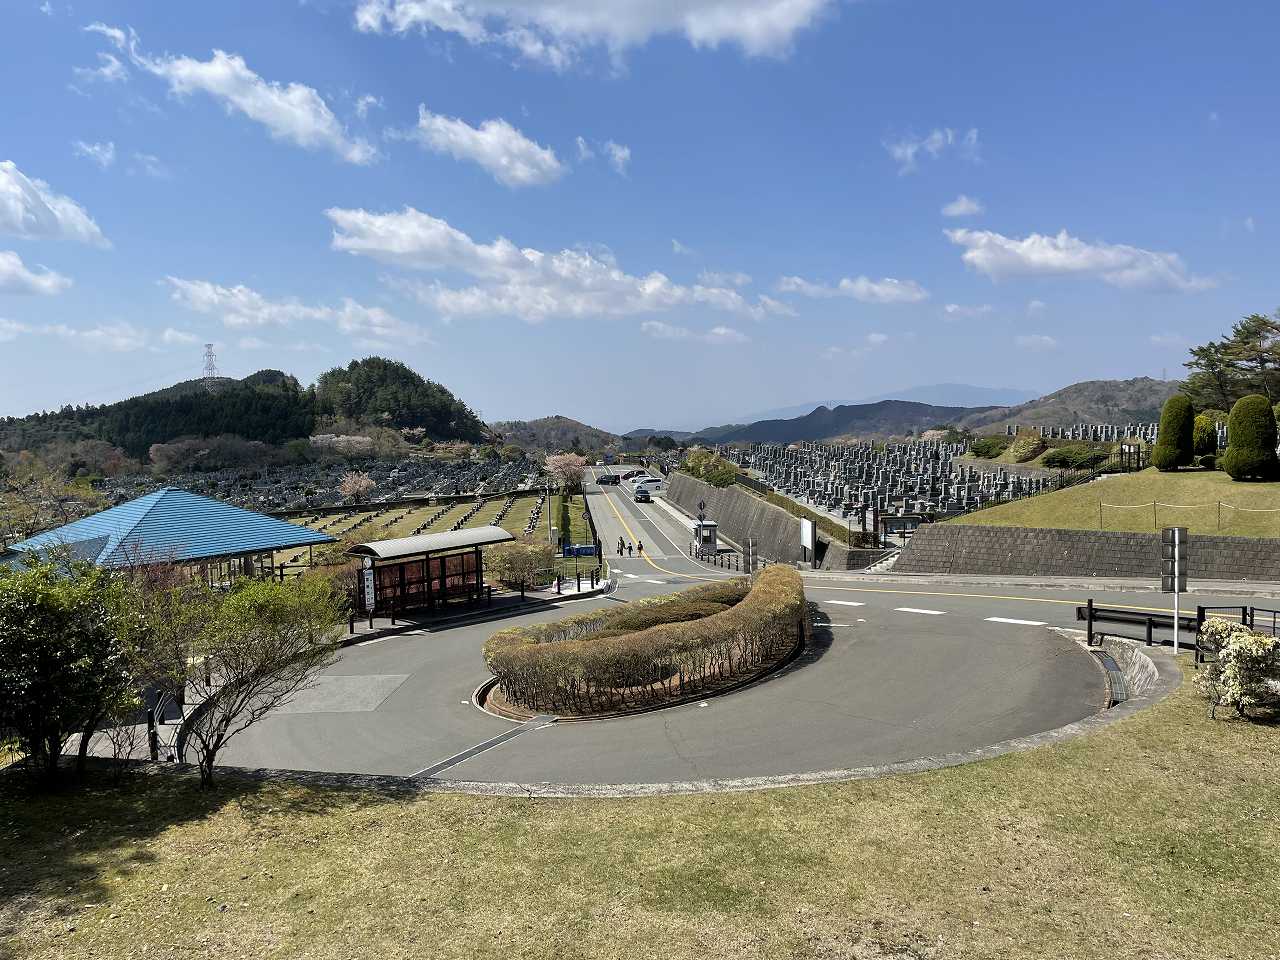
[894,607,947,616]
[827,600,866,607]
[623,573,639,578]
[644,579,666,584]
[984,617,1047,626]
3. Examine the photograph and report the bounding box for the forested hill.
[0,357,487,460]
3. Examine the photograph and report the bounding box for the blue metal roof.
[5,487,334,567]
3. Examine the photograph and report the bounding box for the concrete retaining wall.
[667,473,805,563]
[895,523,1280,581]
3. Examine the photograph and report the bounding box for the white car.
[631,476,663,493]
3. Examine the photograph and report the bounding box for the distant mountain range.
[736,384,1038,423]
[624,379,1174,444]
[489,415,627,452]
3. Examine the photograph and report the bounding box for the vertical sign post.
[1161,526,1188,654]
[362,557,376,613]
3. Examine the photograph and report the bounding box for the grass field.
[951,467,1280,537]
[1,666,1276,960]
[272,493,550,567]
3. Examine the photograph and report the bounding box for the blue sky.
[1,1,1276,432]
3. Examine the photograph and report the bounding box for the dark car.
[597,473,621,485]
[620,469,645,480]
[633,488,652,503]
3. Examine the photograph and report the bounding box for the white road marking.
[984,617,1048,626]
[644,579,666,584]
[623,573,639,578]
[894,607,947,616]
[357,636,392,646]
[827,600,866,607]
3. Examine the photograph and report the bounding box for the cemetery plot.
[721,439,1078,524]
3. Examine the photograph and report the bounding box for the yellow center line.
[591,468,720,582]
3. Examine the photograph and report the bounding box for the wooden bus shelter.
[348,525,515,617]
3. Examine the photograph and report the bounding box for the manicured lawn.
[951,467,1280,537]
[2,667,1276,960]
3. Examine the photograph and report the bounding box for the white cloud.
[40,1,54,15]
[238,336,268,350]
[131,152,171,179]
[943,303,991,320]
[46,321,149,352]
[73,140,116,168]
[100,26,377,164]
[353,0,833,67]
[671,238,694,256]
[86,22,127,48]
[945,227,1215,293]
[941,194,983,217]
[1015,334,1057,352]
[0,250,72,295]
[604,140,631,175]
[1149,332,1185,347]
[73,51,128,85]
[1244,216,1256,233]
[326,205,788,324]
[0,161,110,247]
[698,270,751,287]
[640,320,748,344]
[165,276,431,344]
[885,127,979,174]
[776,274,929,304]
[0,318,33,342]
[822,332,889,359]
[391,104,563,187]
[575,136,594,161]
[161,327,200,345]
[355,94,383,119]
[1026,298,1046,313]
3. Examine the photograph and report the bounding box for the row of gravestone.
[718,440,1062,520]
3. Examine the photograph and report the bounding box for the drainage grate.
[1092,651,1128,707]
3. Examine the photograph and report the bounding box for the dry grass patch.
[1,668,1277,960]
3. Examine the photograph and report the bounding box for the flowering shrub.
[1196,618,1280,718]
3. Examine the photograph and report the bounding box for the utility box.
[693,519,719,557]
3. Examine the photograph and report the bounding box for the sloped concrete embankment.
[667,473,805,563]
[896,523,1280,581]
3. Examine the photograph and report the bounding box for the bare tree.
[181,576,343,788]
[544,453,588,495]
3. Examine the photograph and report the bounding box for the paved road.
[221,470,1266,788]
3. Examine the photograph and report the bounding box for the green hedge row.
[484,566,805,714]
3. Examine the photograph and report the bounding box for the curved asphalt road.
[220,471,1260,787]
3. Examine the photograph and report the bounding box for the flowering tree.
[544,453,588,495]
[338,470,375,503]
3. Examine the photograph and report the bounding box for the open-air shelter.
[348,525,515,616]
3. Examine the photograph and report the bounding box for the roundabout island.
[215,475,1207,796]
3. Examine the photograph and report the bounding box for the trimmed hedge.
[1007,435,1046,463]
[484,566,805,714]
[1152,395,1195,471]
[969,436,1010,459]
[1041,444,1109,471]
[1221,394,1280,481]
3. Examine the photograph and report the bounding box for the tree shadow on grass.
[0,761,411,954]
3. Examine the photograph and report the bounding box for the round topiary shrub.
[1151,395,1195,471]
[1192,412,1221,457]
[1221,394,1280,481]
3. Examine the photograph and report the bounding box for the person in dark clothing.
[636,540,644,554]
[627,542,633,557]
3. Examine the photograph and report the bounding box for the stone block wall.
[895,523,1280,581]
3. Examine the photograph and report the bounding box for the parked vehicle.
[597,474,621,485]
[620,469,646,480]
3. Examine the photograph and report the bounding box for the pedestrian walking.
[637,540,644,554]
[627,542,633,557]
[617,537,624,556]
